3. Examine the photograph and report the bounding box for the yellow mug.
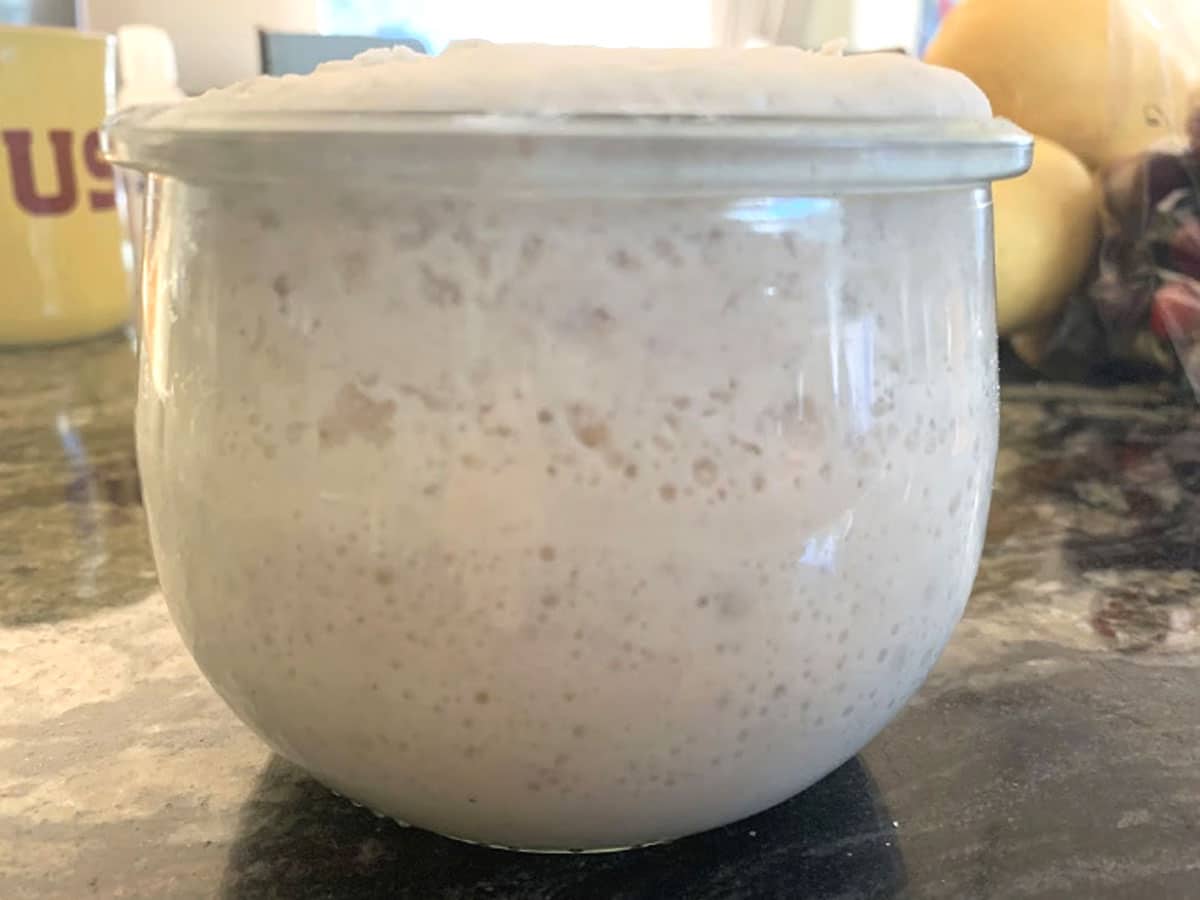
[0,26,129,346]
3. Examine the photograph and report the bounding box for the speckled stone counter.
[3,334,1199,899]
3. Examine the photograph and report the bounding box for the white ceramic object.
[80,0,319,92]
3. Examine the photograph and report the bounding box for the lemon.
[993,136,1098,336]
[926,0,1196,169]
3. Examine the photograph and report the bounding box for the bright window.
[318,0,713,52]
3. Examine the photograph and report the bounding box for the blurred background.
[2,0,935,94]
[1,0,1198,381]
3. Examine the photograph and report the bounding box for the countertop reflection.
[2,334,1199,899]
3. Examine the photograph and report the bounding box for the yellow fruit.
[926,0,1197,169]
[993,136,1098,336]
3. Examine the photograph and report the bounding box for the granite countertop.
[3,334,1200,900]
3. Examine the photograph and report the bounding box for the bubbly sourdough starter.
[137,43,998,850]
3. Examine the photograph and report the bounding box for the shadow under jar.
[106,111,1031,852]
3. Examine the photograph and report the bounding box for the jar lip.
[104,106,1032,194]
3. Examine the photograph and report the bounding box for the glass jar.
[106,110,1030,851]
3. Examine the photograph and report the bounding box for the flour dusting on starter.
[153,40,991,124]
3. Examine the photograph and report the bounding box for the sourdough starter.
[135,42,999,850]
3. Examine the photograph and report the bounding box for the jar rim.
[104,107,1032,195]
